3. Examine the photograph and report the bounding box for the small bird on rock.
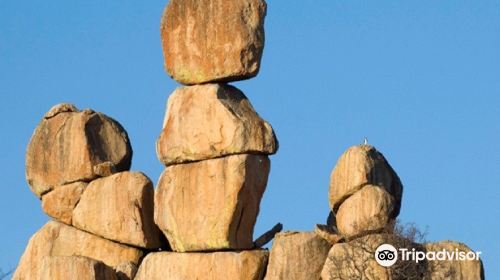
[363,137,368,145]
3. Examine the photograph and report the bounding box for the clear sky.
[1,0,499,277]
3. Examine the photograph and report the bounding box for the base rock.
[12,221,142,280]
[265,231,331,280]
[40,256,118,280]
[135,250,268,280]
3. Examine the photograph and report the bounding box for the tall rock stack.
[13,104,165,280]
[135,0,277,279]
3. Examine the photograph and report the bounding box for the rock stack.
[13,104,165,280]
[134,0,277,279]
[329,144,403,238]
[12,1,485,279]
[319,144,483,279]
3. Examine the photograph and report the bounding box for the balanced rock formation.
[265,231,332,280]
[155,154,269,252]
[161,0,267,84]
[329,144,402,238]
[40,256,118,280]
[72,172,164,249]
[153,1,275,274]
[329,144,402,211]
[135,250,268,280]
[15,103,163,280]
[156,84,277,165]
[13,221,142,280]
[26,103,132,197]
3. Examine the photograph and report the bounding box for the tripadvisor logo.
[374,244,482,267]
[375,244,398,267]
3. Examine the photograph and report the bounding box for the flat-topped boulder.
[72,172,164,249]
[265,231,332,280]
[26,103,132,197]
[156,84,277,166]
[155,154,269,252]
[161,0,267,84]
[135,250,268,280]
[321,234,394,280]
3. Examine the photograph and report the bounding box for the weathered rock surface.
[425,241,484,280]
[315,224,343,245]
[155,154,270,252]
[40,256,118,280]
[321,234,392,280]
[336,185,395,238]
[12,221,142,280]
[115,262,138,280]
[265,231,331,280]
[26,103,132,197]
[156,84,277,165]
[135,250,268,280]
[329,144,402,213]
[41,182,86,225]
[161,0,267,84]
[72,172,163,249]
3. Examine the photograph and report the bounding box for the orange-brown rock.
[160,0,267,84]
[336,185,395,238]
[40,256,118,280]
[72,172,163,249]
[314,224,343,245]
[12,221,142,280]
[134,250,268,280]
[25,103,132,197]
[329,144,402,213]
[156,84,277,166]
[321,234,392,280]
[41,182,86,225]
[155,154,269,252]
[115,262,138,280]
[265,231,332,280]
[425,241,484,279]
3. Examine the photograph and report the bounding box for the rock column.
[137,0,276,279]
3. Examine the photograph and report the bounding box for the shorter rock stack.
[328,144,403,238]
[136,0,276,279]
[319,144,483,279]
[14,104,165,280]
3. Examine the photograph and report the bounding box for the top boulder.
[329,145,402,213]
[161,0,267,85]
[26,104,132,198]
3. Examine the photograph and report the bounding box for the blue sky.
[1,0,499,277]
